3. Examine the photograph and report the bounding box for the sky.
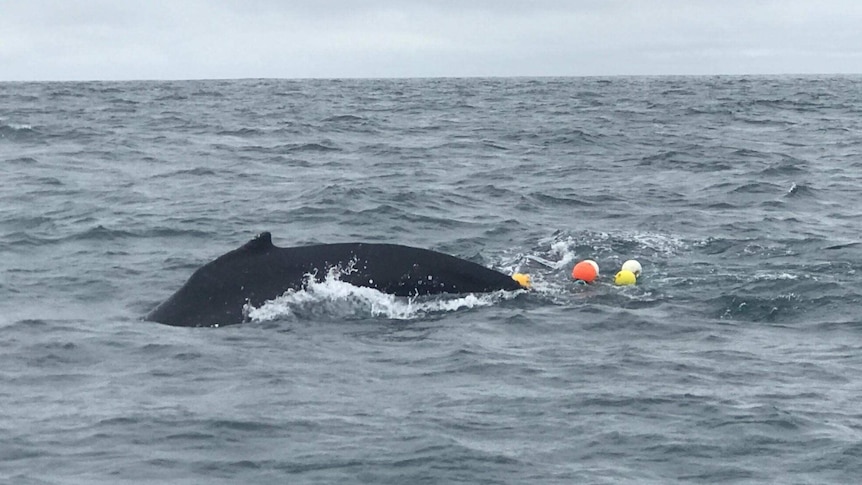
[2,0,861,81]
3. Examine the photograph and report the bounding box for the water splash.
[244,268,518,323]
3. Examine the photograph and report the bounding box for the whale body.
[146,232,523,327]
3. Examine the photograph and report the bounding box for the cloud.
[1,0,860,80]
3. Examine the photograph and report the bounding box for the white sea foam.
[625,231,688,255]
[244,269,517,323]
[1,121,33,131]
[752,271,799,281]
[527,236,578,270]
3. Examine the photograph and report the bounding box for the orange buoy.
[571,260,598,283]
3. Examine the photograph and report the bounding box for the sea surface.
[2,76,862,484]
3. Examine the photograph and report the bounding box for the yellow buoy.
[614,270,637,286]
[512,273,531,289]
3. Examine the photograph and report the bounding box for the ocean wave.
[322,114,367,123]
[0,121,38,142]
[530,193,596,207]
[757,155,810,175]
[705,276,855,324]
[728,181,786,194]
[270,142,341,153]
[152,167,220,178]
[68,225,135,242]
[1,224,218,248]
[783,182,817,198]
[7,156,39,165]
[216,127,265,137]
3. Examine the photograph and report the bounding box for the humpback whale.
[146,232,525,327]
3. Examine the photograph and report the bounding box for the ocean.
[1,76,861,483]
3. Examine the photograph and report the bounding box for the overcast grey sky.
[2,0,861,81]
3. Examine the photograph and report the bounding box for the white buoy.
[621,259,642,277]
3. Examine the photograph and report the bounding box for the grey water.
[2,76,862,483]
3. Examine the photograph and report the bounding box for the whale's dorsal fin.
[241,231,274,253]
